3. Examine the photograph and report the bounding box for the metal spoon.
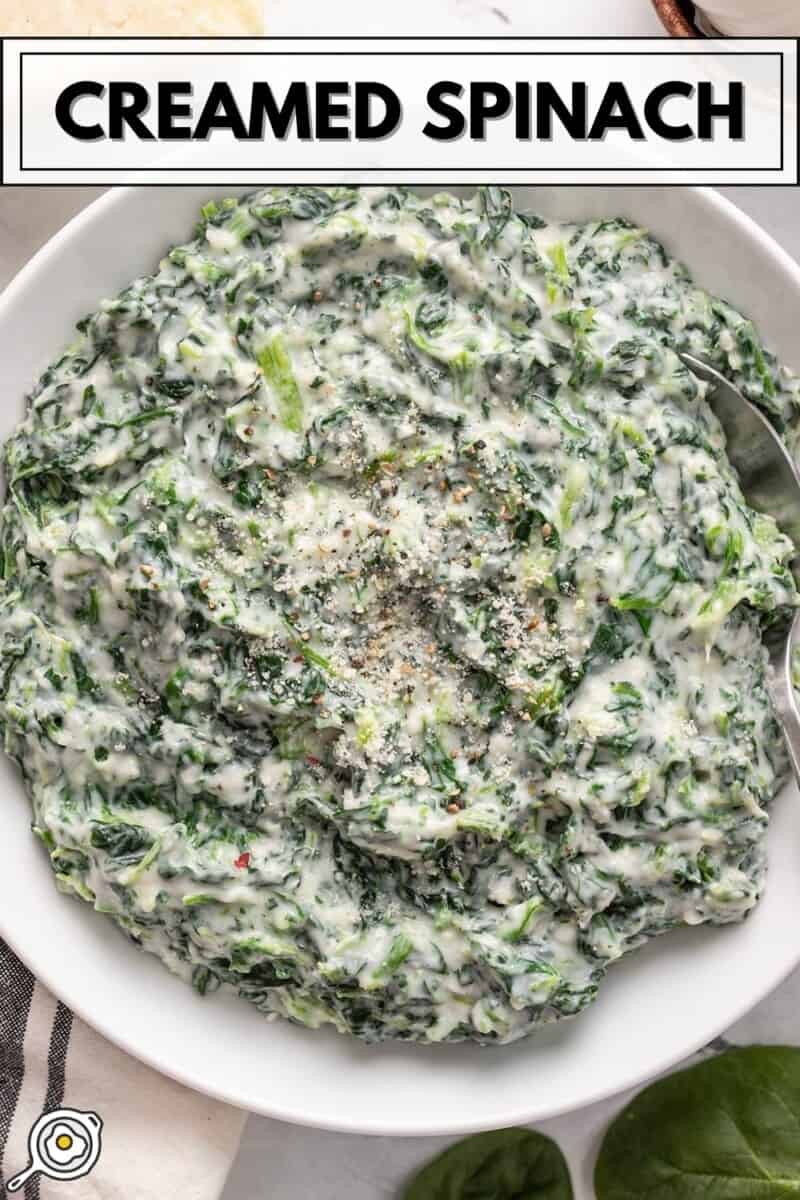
[680,352,800,782]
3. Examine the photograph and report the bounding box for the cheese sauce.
[1,186,797,1044]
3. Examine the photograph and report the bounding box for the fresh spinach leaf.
[595,1046,800,1200]
[404,1128,573,1200]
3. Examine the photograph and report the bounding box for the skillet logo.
[5,1109,103,1192]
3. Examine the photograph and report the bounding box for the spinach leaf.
[70,651,99,698]
[257,336,304,433]
[90,822,154,865]
[416,296,450,334]
[156,376,194,400]
[513,507,561,549]
[587,612,630,663]
[595,1046,800,1200]
[404,1128,573,1199]
[480,186,513,246]
[288,187,335,220]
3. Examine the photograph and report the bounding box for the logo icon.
[6,1108,103,1192]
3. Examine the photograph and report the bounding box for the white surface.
[1,183,800,1195]
[264,0,665,36]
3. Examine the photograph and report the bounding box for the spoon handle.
[772,611,800,785]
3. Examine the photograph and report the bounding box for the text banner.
[1,37,797,184]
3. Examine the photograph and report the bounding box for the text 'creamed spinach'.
[1,186,798,1044]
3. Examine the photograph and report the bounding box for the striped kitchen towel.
[0,940,246,1198]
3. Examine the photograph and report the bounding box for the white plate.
[1,185,800,1136]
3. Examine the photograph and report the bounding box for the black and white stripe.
[0,941,36,1193]
[25,1001,73,1200]
[0,941,73,1196]
[0,932,245,1200]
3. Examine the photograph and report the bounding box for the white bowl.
[696,0,799,36]
[1,185,800,1136]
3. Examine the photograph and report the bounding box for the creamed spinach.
[1,186,798,1044]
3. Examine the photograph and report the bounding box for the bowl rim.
[2,184,800,1136]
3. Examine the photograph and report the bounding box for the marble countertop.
[263,0,666,37]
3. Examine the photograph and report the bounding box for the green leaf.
[611,593,660,635]
[164,667,189,719]
[416,296,450,334]
[70,651,99,698]
[257,336,304,433]
[90,821,154,866]
[404,1128,573,1200]
[723,528,745,577]
[82,384,97,415]
[554,307,596,337]
[513,507,561,550]
[609,681,643,711]
[77,586,100,625]
[547,242,571,284]
[480,185,513,245]
[588,617,629,663]
[595,1046,800,1200]
[376,933,414,977]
